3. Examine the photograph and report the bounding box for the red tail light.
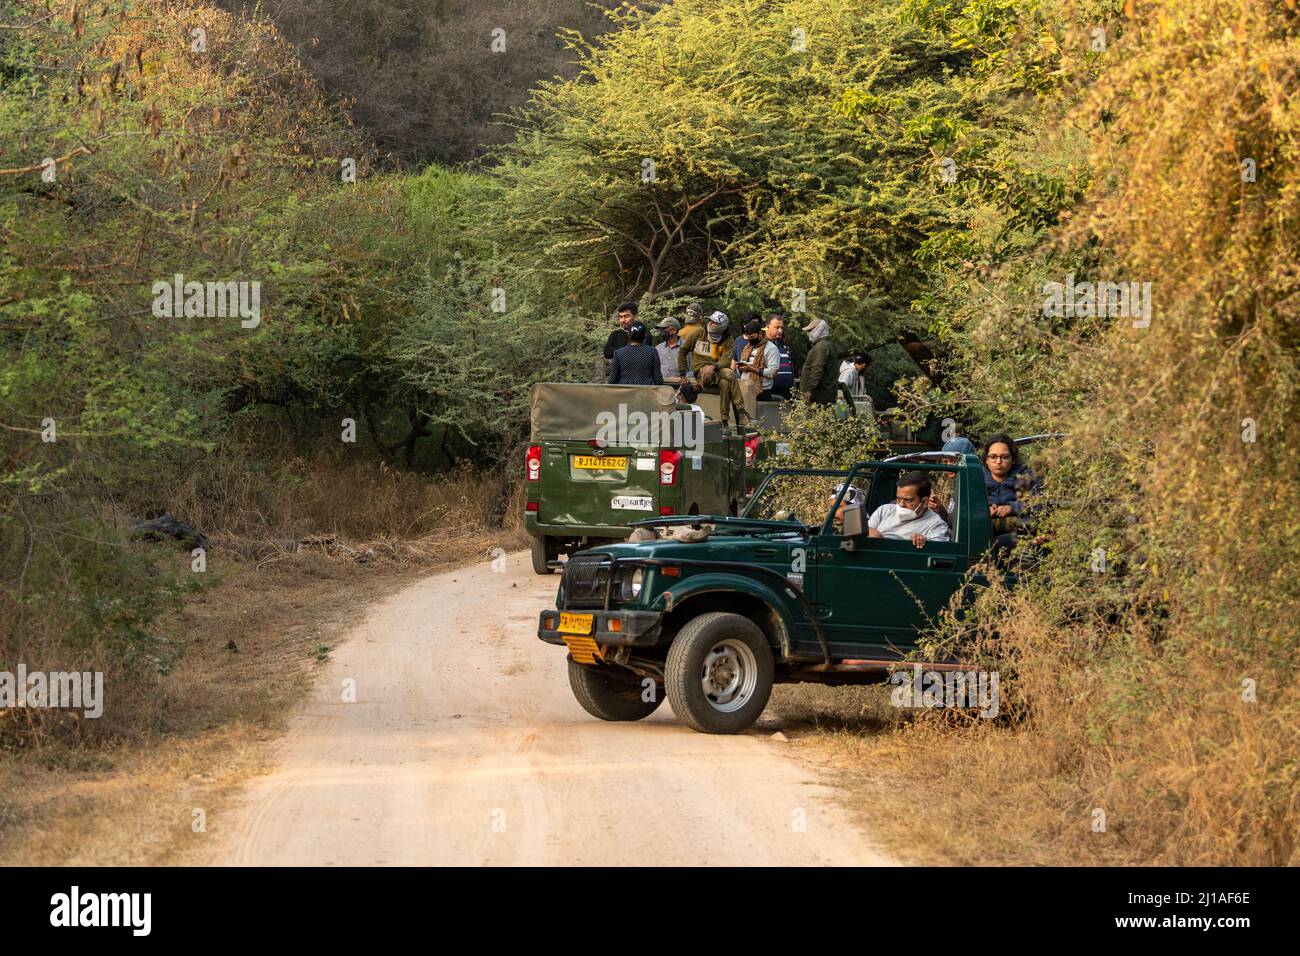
[658,449,682,485]
[659,506,674,516]
[744,435,761,466]
[525,445,542,481]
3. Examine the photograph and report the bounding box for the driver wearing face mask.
[866,472,950,549]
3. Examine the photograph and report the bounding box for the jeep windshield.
[740,467,867,531]
[741,463,962,534]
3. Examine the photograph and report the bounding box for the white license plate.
[611,495,654,511]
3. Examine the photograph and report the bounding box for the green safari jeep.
[537,451,1003,734]
[524,382,749,575]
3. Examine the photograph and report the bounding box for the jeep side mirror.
[842,502,864,536]
[840,502,865,549]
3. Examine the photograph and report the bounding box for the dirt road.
[208,552,896,866]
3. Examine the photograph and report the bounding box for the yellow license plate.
[558,612,594,635]
[573,456,627,470]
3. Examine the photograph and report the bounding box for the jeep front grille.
[563,556,610,609]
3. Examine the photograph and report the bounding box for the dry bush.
[162,444,514,552]
[896,0,1300,866]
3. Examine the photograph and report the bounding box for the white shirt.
[838,361,869,398]
[867,502,950,542]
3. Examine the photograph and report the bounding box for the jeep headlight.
[619,568,644,601]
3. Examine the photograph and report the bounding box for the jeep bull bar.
[538,553,833,666]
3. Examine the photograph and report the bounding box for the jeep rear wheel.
[531,534,554,575]
[664,612,774,734]
[567,658,663,721]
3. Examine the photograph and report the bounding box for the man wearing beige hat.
[654,316,684,385]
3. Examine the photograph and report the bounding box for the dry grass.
[768,685,1088,866]
[164,444,512,547]
[772,656,1297,867]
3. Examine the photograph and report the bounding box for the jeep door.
[806,466,971,658]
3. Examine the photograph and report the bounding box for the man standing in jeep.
[675,301,707,382]
[759,314,795,401]
[798,317,845,405]
[603,301,638,361]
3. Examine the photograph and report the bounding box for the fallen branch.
[0,146,91,178]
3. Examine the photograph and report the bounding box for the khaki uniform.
[677,321,706,379]
[735,339,775,419]
[686,333,748,427]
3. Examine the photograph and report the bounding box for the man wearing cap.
[609,321,663,385]
[798,317,846,406]
[734,316,778,419]
[675,301,707,382]
[688,311,749,428]
[685,311,734,382]
[654,317,683,385]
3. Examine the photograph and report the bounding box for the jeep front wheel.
[664,612,774,734]
[567,658,663,721]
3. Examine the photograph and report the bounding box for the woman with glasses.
[981,433,1042,548]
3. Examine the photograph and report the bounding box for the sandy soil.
[205,551,897,866]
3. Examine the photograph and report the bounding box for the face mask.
[895,504,919,522]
